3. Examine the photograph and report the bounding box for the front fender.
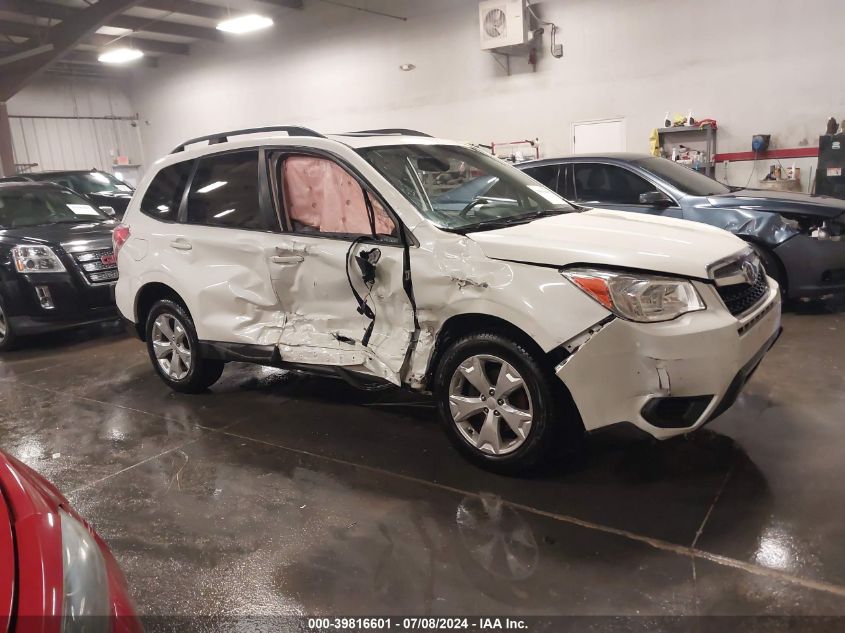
[685,204,799,247]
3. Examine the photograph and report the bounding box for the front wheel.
[145,299,224,393]
[434,332,582,475]
[0,295,18,352]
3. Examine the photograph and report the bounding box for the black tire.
[145,299,224,393]
[0,294,18,352]
[433,332,583,475]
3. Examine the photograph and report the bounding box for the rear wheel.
[0,295,18,352]
[434,332,582,475]
[145,299,224,393]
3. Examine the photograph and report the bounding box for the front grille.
[72,248,118,284]
[717,272,768,316]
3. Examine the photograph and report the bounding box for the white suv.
[115,127,781,473]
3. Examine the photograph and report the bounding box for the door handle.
[272,255,304,264]
[170,239,192,251]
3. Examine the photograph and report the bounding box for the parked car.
[115,127,781,473]
[0,182,119,351]
[0,169,134,218]
[0,450,141,632]
[514,154,845,301]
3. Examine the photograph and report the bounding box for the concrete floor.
[1,307,845,620]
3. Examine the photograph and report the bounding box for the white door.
[571,118,626,154]
[267,152,416,385]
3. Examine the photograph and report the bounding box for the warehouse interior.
[1,0,845,629]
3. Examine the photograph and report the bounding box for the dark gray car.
[497,153,844,301]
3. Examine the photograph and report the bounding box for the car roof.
[150,130,465,172]
[327,134,459,149]
[0,181,66,191]
[518,152,655,167]
[27,169,100,176]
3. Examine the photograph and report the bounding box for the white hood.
[466,208,747,279]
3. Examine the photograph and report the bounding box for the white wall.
[8,75,134,119]
[6,76,144,176]
[129,0,845,191]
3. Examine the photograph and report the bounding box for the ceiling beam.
[63,50,159,68]
[0,20,189,55]
[86,33,189,55]
[255,0,304,8]
[0,0,224,41]
[0,0,145,101]
[139,0,228,21]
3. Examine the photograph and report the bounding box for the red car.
[0,452,141,633]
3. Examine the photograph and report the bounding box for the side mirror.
[99,206,116,217]
[639,191,672,207]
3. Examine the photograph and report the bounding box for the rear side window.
[186,151,262,229]
[573,163,657,204]
[140,161,193,221]
[523,165,559,191]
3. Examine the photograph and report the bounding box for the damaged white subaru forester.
[115,127,781,473]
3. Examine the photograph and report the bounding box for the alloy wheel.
[448,354,534,456]
[151,313,192,380]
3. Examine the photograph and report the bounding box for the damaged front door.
[268,152,417,385]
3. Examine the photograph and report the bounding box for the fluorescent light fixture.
[98,48,144,64]
[214,209,236,219]
[217,14,274,34]
[196,181,227,194]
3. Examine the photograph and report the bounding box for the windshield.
[358,144,577,231]
[34,171,132,196]
[0,188,109,229]
[633,157,730,196]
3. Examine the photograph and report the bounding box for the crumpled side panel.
[273,237,413,386]
[686,205,800,246]
[403,232,611,390]
[184,231,286,346]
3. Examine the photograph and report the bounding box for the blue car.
[484,153,843,301]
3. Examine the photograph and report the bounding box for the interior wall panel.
[9,116,143,175]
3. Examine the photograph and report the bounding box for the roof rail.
[341,128,433,138]
[171,126,325,154]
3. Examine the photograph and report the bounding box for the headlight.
[11,245,66,273]
[562,268,705,322]
[60,510,110,632]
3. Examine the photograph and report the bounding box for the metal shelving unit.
[656,124,717,177]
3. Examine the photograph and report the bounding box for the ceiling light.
[399,63,416,71]
[217,14,274,34]
[98,48,144,64]
[196,181,227,194]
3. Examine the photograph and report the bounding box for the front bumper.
[774,234,845,299]
[1,273,118,335]
[555,278,782,439]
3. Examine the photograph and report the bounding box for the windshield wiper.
[455,208,567,233]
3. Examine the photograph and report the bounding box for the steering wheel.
[459,197,491,218]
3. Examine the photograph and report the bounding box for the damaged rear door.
[266,149,417,385]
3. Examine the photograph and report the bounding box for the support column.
[0,103,14,177]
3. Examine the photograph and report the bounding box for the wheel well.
[134,283,189,341]
[424,314,548,389]
[424,313,583,431]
